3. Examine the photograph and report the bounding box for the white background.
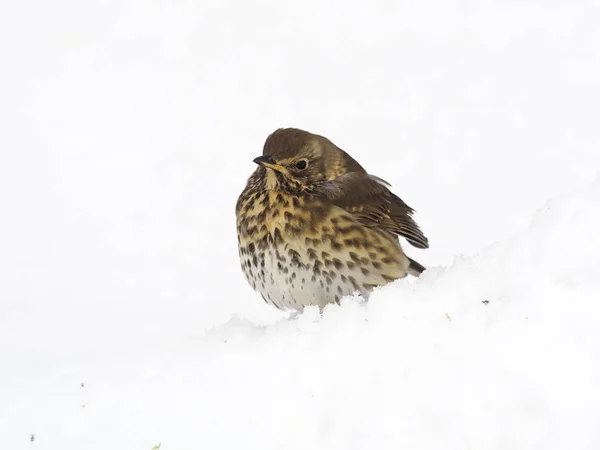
[1,1,600,448]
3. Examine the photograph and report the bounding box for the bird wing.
[314,172,429,249]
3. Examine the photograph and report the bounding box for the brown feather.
[315,172,429,249]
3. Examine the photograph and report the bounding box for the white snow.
[2,1,600,449]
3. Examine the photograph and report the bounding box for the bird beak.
[253,155,287,172]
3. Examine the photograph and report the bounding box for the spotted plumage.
[236,128,428,311]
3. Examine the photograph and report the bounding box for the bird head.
[252,128,365,191]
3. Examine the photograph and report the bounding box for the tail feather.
[407,257,426,277]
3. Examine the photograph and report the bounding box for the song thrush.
[236,128,428,311]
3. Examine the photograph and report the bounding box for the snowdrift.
[3,180,599,450]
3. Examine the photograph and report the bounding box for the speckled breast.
[236,187,410,311]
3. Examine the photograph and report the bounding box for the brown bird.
[236,128,428,311]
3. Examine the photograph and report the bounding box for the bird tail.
[407,257,426,277]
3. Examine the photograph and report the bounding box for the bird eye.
[295,160,308,170]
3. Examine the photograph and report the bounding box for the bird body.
[236,128,428,311]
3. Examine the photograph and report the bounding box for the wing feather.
[315,173,429,249]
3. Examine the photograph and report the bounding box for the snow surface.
[2,0,600,449]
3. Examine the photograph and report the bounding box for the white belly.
[241,244,356,311]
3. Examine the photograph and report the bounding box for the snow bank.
[3,181,600,449]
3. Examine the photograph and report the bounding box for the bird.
[236,128,428,311]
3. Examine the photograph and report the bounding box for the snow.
[1,0,600,448]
